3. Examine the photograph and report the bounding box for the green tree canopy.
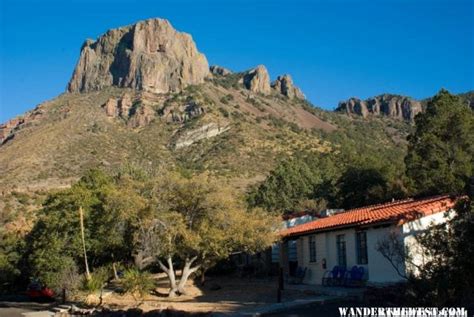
[135,173,278,297]
[405,89,474,196]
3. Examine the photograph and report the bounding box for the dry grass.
[102,274,314,314]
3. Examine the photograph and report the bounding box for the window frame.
[356,231,368,265]
[336,234,347,267]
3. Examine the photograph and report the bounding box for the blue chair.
[335,266,347,286]
[344,266,366,287]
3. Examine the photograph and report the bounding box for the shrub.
[82,266,110,294]
[121,269,154,301]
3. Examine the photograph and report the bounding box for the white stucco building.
[279,195,457,285]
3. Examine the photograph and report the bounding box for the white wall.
[402,209,455,276]
[366,226,405,283]
[296,225,407,285]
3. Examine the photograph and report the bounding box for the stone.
[243,65,271,94]
[68,18,209,94]
[272,74,305,99]
[210,65,232,76]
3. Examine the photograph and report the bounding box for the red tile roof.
[281,195,458,238]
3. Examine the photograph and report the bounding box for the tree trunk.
[158,257,179,297]
[159,256,200,297]
[200,268,206,286]
[112,262,119,280]
[79,207,91,281]
[177,257,200,295]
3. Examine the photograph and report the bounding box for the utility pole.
[79,206,91,281]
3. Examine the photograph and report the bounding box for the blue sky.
[0,0,473,122]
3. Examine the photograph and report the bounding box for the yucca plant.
[121,268,154,303]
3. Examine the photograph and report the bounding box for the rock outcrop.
[161,101,205,123]
[103,93,133,119]
[272,75,305,99]
[68,18,209,94]
[210,65,232,76]
[337,94,422,122]
[128,105,155,128]
[102,93,206,127]
[242,65,271,95]
[0,107,44,144]
[174,123,230,149]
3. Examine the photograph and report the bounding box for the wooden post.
[277,267,284,303]
[79,207,91,281]
[279,267,284,291]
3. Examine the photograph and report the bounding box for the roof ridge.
[281,195,457,238]
[368,194,451,212]
[343,197,415,213]
[346,194,452,214]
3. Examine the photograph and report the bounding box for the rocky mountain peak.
[210,65,232,76]
[242,65,271,95]
[336,94,422,122]
[67,18,209,94]
[272,74,305,100]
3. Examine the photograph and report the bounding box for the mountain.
[68,19,209,94]
[336,91,474,122]
[0,18,421,211]
[336,94,423,122]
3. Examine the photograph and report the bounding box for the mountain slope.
[0,18,410,198]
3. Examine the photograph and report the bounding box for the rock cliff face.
[272,75,305,99]
[242,65,271,95]
[337,94,422,121]
[67,18,209,94]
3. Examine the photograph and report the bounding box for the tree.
[376,198,474,305]
[335,165,407,209]
[134,173,277,297]
[405,89,474,196]
[0,231,24,292]
[25,169,138,285]
[247,153,340,214]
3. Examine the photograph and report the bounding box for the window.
[309,236,316,262]
[356,231,368,264]
[336,234,346,267]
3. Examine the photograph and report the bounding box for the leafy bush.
[219,94,234,105]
